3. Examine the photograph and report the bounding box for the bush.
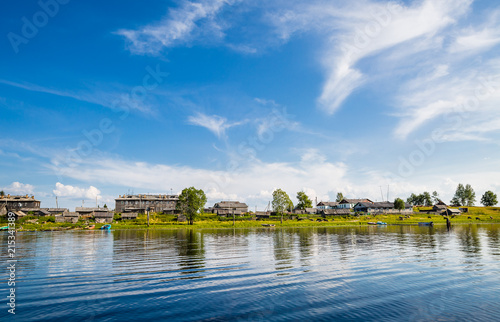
[19,215,37,223]
[113,213,122,221]
[42,215,55,223]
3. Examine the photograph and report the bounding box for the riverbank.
[7,207,500,231]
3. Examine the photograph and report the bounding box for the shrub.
[43,215,55,223]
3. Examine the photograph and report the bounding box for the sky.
[1,0,500,210]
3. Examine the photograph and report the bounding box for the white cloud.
[1,182,34,195]
[117,0,240,54]
[264,0,472,114]
[47,151,500,209]
[53,182,102,200]
[0,79,154,115]
[187,112,245,138]
[394,59,500,139]
[48,151,349,209]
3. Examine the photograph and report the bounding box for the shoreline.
[12,219,500,232]
[8,207,500,232]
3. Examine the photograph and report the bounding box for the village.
[0,192,474,225]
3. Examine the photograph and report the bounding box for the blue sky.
[1,0,500,210]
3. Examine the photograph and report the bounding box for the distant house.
[354,201,413,214]
[121,212,139,220]
[321,209,351,216]
[55,212,79,223]
[46,208,69,216]
[115,194,179,214]
[338,199,373,209]
[293,208,317,214]
[75,207,113,223]
[433,200,448,213]
[316,202,338,210]
[0,194,41,212]
[255,211,270,219]
[212,201,248,216]
[442,208,461,216]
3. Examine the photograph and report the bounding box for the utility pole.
[233,209,235,226]
[147,207,150,227]
[56,196,58,209]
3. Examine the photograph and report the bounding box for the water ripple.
[1,224,500,321]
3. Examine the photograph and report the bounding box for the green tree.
[394,198,405,212]
[0,191,4,197]
[104,204,108,208]
[296,191,312,209]
[451,184,465,206]
[176,187,207,225]
[272,189,293,223]
[481,191,498,207]
[407,193,425,206]
[407,193,417,206]
[336,192,344,202]
[463,184,476,206]
[432,191,439,204]
[422,192,432,206]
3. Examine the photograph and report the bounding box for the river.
[1,224,499,321]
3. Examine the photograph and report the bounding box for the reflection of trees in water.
[175,230,205,276]
[484,225,500,258]
[298,228,314,262]
[409,227,438,251]
[205,228,250,257]
[456,225,482,255]
[273,229,294,272]
[333,227,376,260]
[455,225,484,271]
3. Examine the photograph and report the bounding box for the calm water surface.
[1,224,500,321]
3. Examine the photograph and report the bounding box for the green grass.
[4,208,500,231]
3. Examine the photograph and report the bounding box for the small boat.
[418,222,434,227]
[367,222,377,225]
[377,221,387,225]
[100,224,111,230]
[262,224,275,227]
[0,226,8,230]
[86,225,95,230]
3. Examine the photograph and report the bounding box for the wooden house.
[212,201,248,216]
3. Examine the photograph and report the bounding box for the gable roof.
[435,199,447,206]
[340,198,372,204]
[214,201,248,209]
[316,201,339,207]
[355,201,412,209]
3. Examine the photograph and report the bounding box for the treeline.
[406,184,498,207]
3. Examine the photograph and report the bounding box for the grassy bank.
[4,206,500,231]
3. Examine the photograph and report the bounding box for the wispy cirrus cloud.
[268,0,473,114]
[117,0,240,55]
[117,0,500,142]
[0,79,154,114]
[187,112,246,139]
